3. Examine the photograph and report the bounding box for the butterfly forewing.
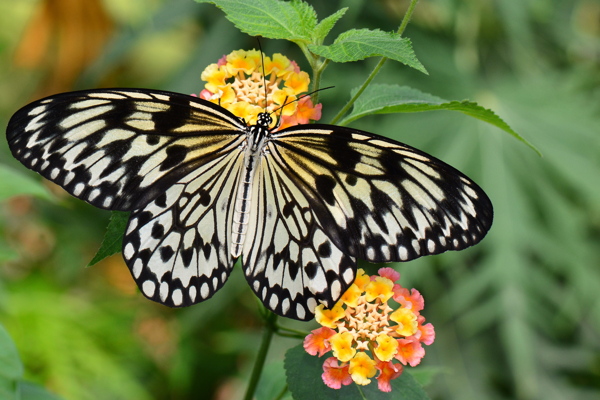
[6,89,245,211]
[7,88,493,320]
[269,124,493,263]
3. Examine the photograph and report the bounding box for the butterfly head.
[256,112,273,129]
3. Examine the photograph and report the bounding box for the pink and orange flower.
[197,49,322,130]
[303,268,435,392]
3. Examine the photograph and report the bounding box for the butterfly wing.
[123,148,244,307]
[7,89,248,306]
[267,124,493,264]
[242,150,356,320]
[6,89,246,211]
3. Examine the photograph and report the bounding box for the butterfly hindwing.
[6,89,245,211]
[123,147,244,306]
[242,149,356,320]
[269,124,493,263]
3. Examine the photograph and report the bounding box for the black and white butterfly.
[6,88,492,320]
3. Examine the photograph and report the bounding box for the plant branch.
[329,0,420,125]
[243,312,277,400]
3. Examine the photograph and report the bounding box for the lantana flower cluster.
[303,268,435,392]
[197,49,322,130]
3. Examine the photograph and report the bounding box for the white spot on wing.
[142,280,156,296]
[160,282,169,302]
[172,289,183,306]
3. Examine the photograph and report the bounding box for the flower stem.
[244,311,277,400]
[329,0,420,125]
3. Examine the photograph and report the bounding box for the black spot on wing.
[160,245,174,262]
[154,193,167,208]
[181,248,194,267]
[315,174,336,206]
[146,135,160,145]
[151,222,164,239]
[161,145,187,171]
[317,241,331,257]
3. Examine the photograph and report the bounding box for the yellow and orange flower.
[303,267,436,392]
[197,49,322,129]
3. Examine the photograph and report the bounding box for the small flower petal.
[374,334,399,362]
[304,327,336,357]
[390,308,419,337]
[225,49,257,74]
[365,277,394,303]
[395,338,425,367]
[353,269,370,291]
[293,96,322,124]
[339,283,362,307]
[393,287,425,312]
[322,357,353,389]
[376,360,403,392]
[378,267,400,282]
[264,53,291,77]
[284,71,310,94]
[349,352,377,386]
[330,331,356,362]
[315,304,345,329]
[416,315,435,345]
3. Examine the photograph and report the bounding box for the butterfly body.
[7,89,493,320]
[232,113,272,257]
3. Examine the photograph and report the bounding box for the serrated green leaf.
[88,211,129,266]
[341,84,540,155]
[312,8,347,44]
[0,324,23,381]
[0,165,53,202]
[309,29,427,74]
[285,344,430,399]
[195,0,317,42]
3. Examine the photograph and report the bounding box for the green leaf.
[88,211,129,266]
[0,242,19,263]
[312,8,347,44]
[408,367,443,387]
[195,0,317,43]
[0,377,17,400]
[341,84,540,155]
[0,324,23,381]
[309,29,427,74]
[0,165,53,202]
[256,361,287,400]
[285,344,430,399]
[17,382,63,400]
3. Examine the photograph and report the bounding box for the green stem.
[275,324,310,337]
[329,0,420,125]
[243,312,277,400]
[329,57,387,125]
[397,0,420,37]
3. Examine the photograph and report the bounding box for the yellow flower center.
[229,71,280,110]
[336,295,396,351]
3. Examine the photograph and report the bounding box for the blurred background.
[0,0,598,399]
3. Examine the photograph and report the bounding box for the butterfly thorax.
[231,113,272,257]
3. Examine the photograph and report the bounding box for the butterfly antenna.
[257,38,269,112]
[270,86,334,117]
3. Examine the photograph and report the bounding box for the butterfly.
[6,88,493,320]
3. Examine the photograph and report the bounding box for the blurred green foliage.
[0,0,598,399]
